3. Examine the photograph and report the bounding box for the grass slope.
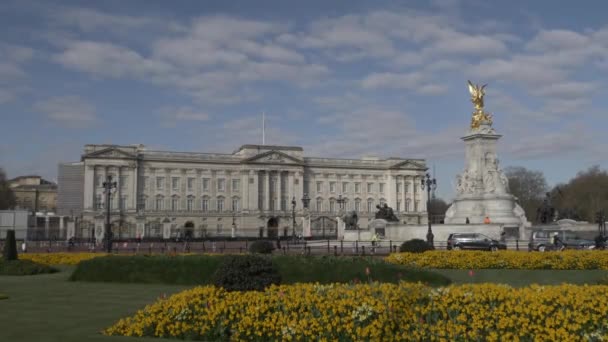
[0,266,187,342]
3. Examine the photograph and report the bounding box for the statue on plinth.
[375,204,399,222]
[468,80,493,129]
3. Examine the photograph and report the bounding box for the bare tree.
[504,166,549,221]
[552,166,608,222]
[0,168,16,210]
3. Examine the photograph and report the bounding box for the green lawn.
[0,266,187,342]
[433,268,608,287]
[2,266,608,341]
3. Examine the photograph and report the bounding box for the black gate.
[310,216,337,239]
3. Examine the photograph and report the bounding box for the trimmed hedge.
[70,255,451,286]
[248,240,275,254]
[212,255,281,291]
[0,259,58,275]
[400,239,434,253]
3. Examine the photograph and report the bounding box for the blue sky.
[1,0,608,201]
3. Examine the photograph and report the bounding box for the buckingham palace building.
[76,143,429,240]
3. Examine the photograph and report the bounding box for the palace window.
[118,176,127,189]
[202,197,209,212]
[414,200,419,212]
[119,196,127,210]
[172,177,180,191]
[379,183,385,194]
[355,182,361,193]
[156,177,164,190]
[232,179,240,192]
[202,178,210,192]
[355,199,361,212]
[367,199,374,212]
[218,179,226,192]
[232,197,240,211]
[316,198,323,212]
[171,195,179,211]
[396,182,401,193]
[187,196,194,211]
[316,181,323,193]
[405,199,411,212]
[217,224,223,234]
[330,182,336,193]
[342,182,348,193]
[144,176,149,190]
[367,183,374,193]
[187,178,195,191]
[95,194,103,209]
[217,197,224,212]
[155,195,164,210]
[329,199,335,212]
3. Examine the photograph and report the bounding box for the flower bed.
[386,250,608,269]
[105,282,608,341]
[20,253,107,265]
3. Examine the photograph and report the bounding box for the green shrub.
[400,239,434,253]
[0,259,58,275]
[212,255,281,291]
[70,255,223,284]
[248,240,275,254]
[2,230,18,261]
[0,294,7,300]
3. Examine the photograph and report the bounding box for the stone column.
[287,171,294,209]
[130,166,138,211]
[278,171,283,210]
[250,170,259,211]
[59,216,65,240]
[84,165,95,210]
[241,171,249,211]
[387,174,396,209]
[265,170,270,211]
[402,176,407,212]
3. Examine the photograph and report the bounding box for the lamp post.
[102,175,117,253]
[421,173,437,247]
[301,193,311,239]
[337,194,346,212]
[231,210,236,238]
[291,197,297,240]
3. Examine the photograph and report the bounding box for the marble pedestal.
[444,122,529,229]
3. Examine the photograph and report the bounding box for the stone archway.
[184,221,194,240]
[267,217,279,238]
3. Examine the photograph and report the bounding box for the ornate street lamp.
[291,197,297,239]
[301,193,311,209]
[231,210,236,238]
[102,175,117,253]
[421,173,437,247]
[337,194,346,212]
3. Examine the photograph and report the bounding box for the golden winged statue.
[467,80,493,129]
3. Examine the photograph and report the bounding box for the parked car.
[447,233,507,251]
[528,229,595,252]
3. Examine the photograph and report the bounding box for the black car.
[447,233,507,251]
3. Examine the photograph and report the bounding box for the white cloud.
[55,40,173,78]
[34,96,98,127]
[526,29,591,51]
[54,7,177,34]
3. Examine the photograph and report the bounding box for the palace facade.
[79,144,428,240]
